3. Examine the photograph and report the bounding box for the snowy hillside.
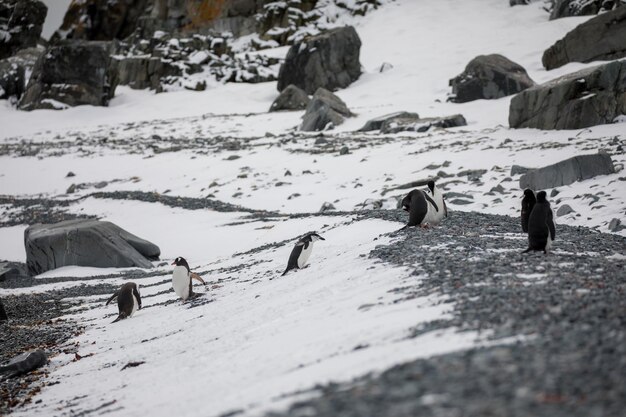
[1,0,625,416]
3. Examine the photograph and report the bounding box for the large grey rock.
[449,54,535,103]
[358,112,420,132]
[549,0,624,20]
[380,114,467,134]
[519,153,615,190]
[0,0,47,60]
[0,47,42,101]
[300,88,352,132]
[0,298,6,320]
[111,56,181,92]
[0,350,47,377]
[24,219,160,275]
[543,7,626,70]
[277,26,362,94]
[556,204,575,217]
[0,261,28,281]
[19,41,118,110]
[269,84,310,112]
[509,60,626,130]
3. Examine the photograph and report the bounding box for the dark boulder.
[379,114,467,134]
[510,0,530,4]
[300,88,353,132]
[509,60,626,130]
[18,41,118,110]
[24,219,160,275]
[449,54,535,103]
[0,0,47,60]
[0,350,47,377]
[111,56,181,91]
[549,0,624,20]
[0,47,42,101]
[543,7,626,70]
[277,26,362,94]
[358,112,420,132]
[269,84,310,112]
[0,298,6,320]
[0,261,29,281]
[519,153,615,190]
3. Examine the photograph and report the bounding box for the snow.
[39,0,73,40]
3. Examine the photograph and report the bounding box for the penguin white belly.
[172,266,191,300]
[130,295,139,317]
[545,233,553,253]
[423,203,439,225]
[297,244,314,268]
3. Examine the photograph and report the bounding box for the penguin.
[106,282,141,323]
[401,180,447,229]
[521,188,536,233]
[523,191,556,254]
[282,232,325,276]
[171,257,206,301]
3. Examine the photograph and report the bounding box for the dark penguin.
[523,191,556,254]
[282,232,325,276]
[521,188,536,233]
[106,282,141,323]
[171,257,206,301]
[401,181,445,229]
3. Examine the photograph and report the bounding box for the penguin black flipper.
[521,189,536,233]
[407,190,428,227]
[282,242,304,276]
[105,291,119,306]
[424,193,439,212]
[547,209,556,240]
[132,286,142,310]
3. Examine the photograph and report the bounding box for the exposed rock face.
[277,26,362,94]
[360,113,467,134]
[0,0,47,60]
[542,7,626,70]
[111,56,181,91]
[509,60,626,130]
[0,298,6,320]
[0,261,29,281]
[519,153,615,190]
[449,54,535,103]
[18,41,118,110]
[24,219,160,275]
[300,87,352,131]
[549,0,624,20]
[0,47,42,101]
[269,84,310,112]
[0,350,47,377]
[358,112,419,132]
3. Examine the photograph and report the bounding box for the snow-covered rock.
[0,0,47,60]
[300,87,353,131]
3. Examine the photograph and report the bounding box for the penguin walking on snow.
[401,180,447,229]
[106,282,141,323]
[521,188,536,233]
[171,257,206,301]
[523,191,556,254]
[282,232,325,276]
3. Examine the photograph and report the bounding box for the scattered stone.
[269,84,310,112]
[66,171,76,178]
[339,146,350,155]
[380,114,467,134]
[490,184,505,194]
[300,88,353,132]
[121,361,145,371]
[543,7,626,70]
[24,219,160,275]
[608,218,625,232]
[226,155,241,161]
[550,189,560,197]
[556,204,575,217]
[510,0,530,5]
[510,165,528,176]
[284,170,292,176]
[378,62,394,73]
[0,0,47,60]
[510,60,626,130]
[319,202,336,212]
[66,184,77,194]
[358,112,419,132]
[357,199,383,210]
[445,192,474,200]
[437,170,453,178]
[448,199,473,205]
[457,169,487,181]
[287,193,301,200]
[94,181,108,189]
[277,26,362,94]
[314,137,329,145]
[0,350,47,378]
[549,0,624,20]
[449,54,535,103]
[519,153,615,190]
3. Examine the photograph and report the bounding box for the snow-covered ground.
[1,0,625,416]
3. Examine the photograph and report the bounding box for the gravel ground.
[267,210,626,417]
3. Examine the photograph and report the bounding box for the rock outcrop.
[542,7,626,70]
[358,112,420,132]
[359,112,466,134]
[0,47,42,101]
[278,26,362,94]
[300,87,353,131]
[24,219,160,275]
[449,54,535,103]
[0,0,47,60]
[519,153,615,190]
[509,60,626,130]
[0,350,47,377]
[18,41,118,110]
[549,0,624,20]
[0,261,29,281]
[269,84,310,112]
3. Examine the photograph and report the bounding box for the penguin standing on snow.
[171,257,206,301]
[523,191,556,254]
[401,180,447,229]
[106,282,141,323]
[282,232,325,276]
[521,188,536,233]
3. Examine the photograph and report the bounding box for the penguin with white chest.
[106,282,141,323]
[521,188,536,233]
[282,232,325,276]
[401,180,447,229]
[171,257,206,301]
[523,191,556,254]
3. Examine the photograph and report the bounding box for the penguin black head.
[172,256,190,272]
[427,180,435,194]
[536,191,547,203]
[307,232,325,242]
[523,189,535,198]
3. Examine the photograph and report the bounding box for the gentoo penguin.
[106,282,141,323]
[523,191,556,254]
[521,188,536,233]
[401,180,447,229]
[171,257,206,301]
[282,232,325,276]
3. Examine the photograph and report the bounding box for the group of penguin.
[105,180,556,323]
